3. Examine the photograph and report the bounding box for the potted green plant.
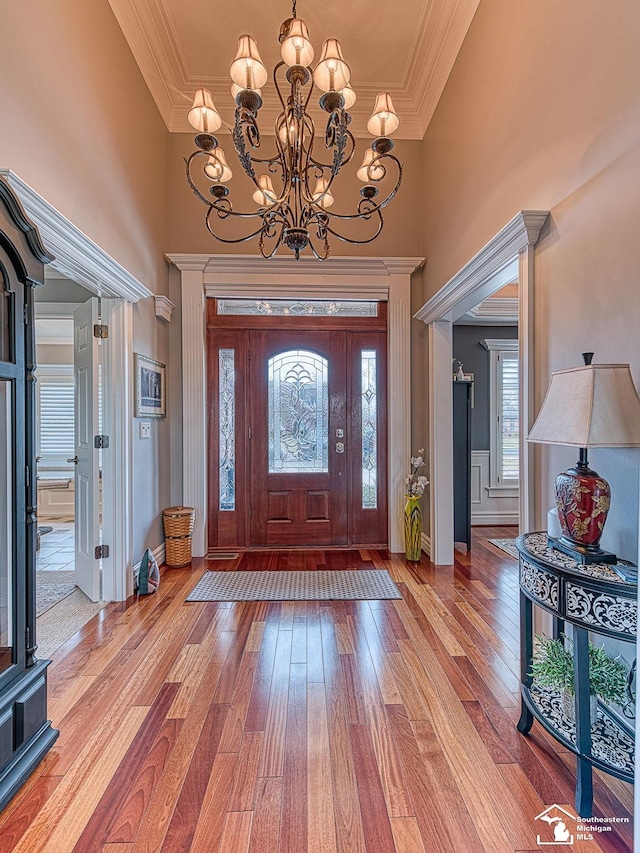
[530,633,628,726]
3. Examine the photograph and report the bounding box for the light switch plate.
[139,422,151,439]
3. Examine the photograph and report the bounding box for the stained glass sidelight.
[268,350,328,473]
[219,349,236,511]
[361,350,377,508]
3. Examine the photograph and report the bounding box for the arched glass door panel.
[268,350,329,474]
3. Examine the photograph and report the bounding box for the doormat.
[186,569,401,602]
[36,576,77,616]
[487,538,519,560]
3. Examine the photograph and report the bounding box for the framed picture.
[135,353,166,418]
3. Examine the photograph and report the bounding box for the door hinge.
[248,426,252,439]
[248,506,253,518]
[23,303,29,324]
[25,465,30,487]
[94,434,110,449]
[95,544,110,559]
[93,323,109,339]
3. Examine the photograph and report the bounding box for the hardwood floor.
[0,527,633,852]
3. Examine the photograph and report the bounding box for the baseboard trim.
[472,512,519,526]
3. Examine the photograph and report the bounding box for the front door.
[207,305,387,550]
[249,330,347,546]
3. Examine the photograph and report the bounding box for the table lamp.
[527,353,640,565]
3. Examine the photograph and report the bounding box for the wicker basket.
[162,506,195,567]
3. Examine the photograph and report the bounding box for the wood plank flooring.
[0,527,633,852]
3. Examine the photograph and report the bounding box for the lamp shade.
[339,84,357,110]
[528,363,640,447]
[311,177,335,208]
[204,148,233,183]
[367,92,399,137]
[188,88,222,133]
[230,35,268,90]
[280,18,314,67]
[253,174,277,206]
[357,147,385,182]
[313,39,351,92]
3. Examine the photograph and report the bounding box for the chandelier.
[185,1,402,260]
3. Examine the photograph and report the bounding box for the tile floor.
[37,520,75,572]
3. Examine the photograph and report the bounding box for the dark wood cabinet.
[0,177,58,810]
[453,379,472,551]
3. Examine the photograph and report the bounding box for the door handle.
[67,456,79,465]
[335,442,345,454]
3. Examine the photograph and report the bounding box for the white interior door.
[73,299,100,601]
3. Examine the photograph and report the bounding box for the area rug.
[186,569,402,602]
[487,538,519,560]
[36,590,107,658]
[36,571,77,616]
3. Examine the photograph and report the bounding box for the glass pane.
[218,299,378,317]
[0,269,10,363]
[219,349,236,511]
[268,350,328,473]
[361,350,378,508]
[501,353,519,480]
[0,380,13,671]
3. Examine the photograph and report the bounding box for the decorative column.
[384,260,422,552]
[429,320,454,564]
[169,257,208,557]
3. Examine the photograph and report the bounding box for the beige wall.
[1,1,174,559]
[420,0,640,558]
[169,133,423,259]
[0,0,170,292]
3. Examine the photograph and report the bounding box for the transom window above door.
[217,299,378,317]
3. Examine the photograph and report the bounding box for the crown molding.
[415,210,549,325]
[1,170,152,301]
[109,0,480,140]
[167,253,423,299]
[458,296,519,324]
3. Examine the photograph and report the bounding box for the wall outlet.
[139,421,151,439]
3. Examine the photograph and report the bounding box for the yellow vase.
[404,495,422,561]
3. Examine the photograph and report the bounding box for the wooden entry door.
[249,330,347,546]
[206,304,387,550]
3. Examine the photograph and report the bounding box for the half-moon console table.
[516,532,636,818]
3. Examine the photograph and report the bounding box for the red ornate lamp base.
[552,460,616,564]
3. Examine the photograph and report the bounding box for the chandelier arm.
[204,207,271,244]
[307,232,330,260]
[308,125,355,171]
[272,61,289,113]
[318,153,403,220]
[259,224,286,259]
[324,208,385,245]
[185,151,222,206]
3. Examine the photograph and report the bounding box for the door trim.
[415,210,549,564]
[9,171,145,600]
[169,254,424,555]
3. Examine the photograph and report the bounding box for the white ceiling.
[108,0,480,138]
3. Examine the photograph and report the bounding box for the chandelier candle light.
[185,1,403,259]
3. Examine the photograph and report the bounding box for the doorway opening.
[207,299,388,551]
[452,281,520,553]
[34,275,104,613]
